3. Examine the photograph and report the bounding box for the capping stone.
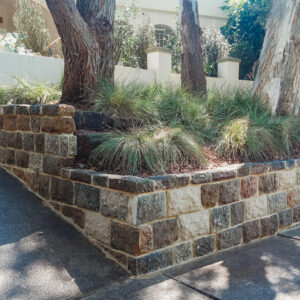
[191,171,212,184]
[109,176,155,194]
[211,167,236,182]
[251,163,269,175]
[70,169,97,184]
[149,174,190,189]
[167,185,201,216]
[16,105,29,115]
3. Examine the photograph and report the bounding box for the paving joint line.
[163,273,221,300]
[277,233,300,241]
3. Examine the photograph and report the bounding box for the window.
[155,24,175,48]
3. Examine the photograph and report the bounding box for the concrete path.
[1,168,300,300]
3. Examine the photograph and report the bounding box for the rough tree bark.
[46,0,115,106]
[180,0,207,95]
[253,0,300,116]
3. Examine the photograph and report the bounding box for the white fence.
[0,49,253,90]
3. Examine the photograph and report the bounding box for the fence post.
[217,57,241,81]
[146,47,172,84]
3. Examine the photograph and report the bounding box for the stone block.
[16,115,30,131]
[15,150,29,168]
[178,210,210,240]
[16,105,29,115]
[69,135,77,156]
[284,159,296,169]
[34,134,45,153]
[70,169,97,184]
[219,179,240,205]
[3,115,17,131]
[167,185,201,216]
[193,235,215,257]
[51,177,74,204]
[241,177,258,199]
[251,163,269,174]
[244,195,268,220]
[38,174,50,198]
[41,117,75,134]
[134,192,166,225]
[201,183,220,208]
[61,205,85,229]
[259,173,278,194]
[59,136,69,156]
[23,133,34,151]
[150,174,190,189]
[49,201,61,212]
[43,155,73,176]
[268,192,287,213]
[92,173,109,187]
[293,205,300,223]
[0,116,3,129]
[45,135,60,155]
[3,105,16,115]
[210,205,230,232]
[174,242,192,264]
[74,110,109,130]
[110,222,152,255]
[100,189,130,221]
[260,214,278,237]
[243,220,259,243]
[109,176,155,194]
[0,131,6,147]
[231,201,245,226]
[85,211,111,245]
[42,104,74,117]
[217,226,243,250]
[191,172,212,184]
[211,168,236,182]
[5,149,15,165]
[29,152,43,172]
[12,167,25,181]
[287,188,300,207]
[29,105,42,115]
[135,248,173,275]
[23,170,39,192]
[268,160,286,171]
[153,218,179,249]
[74,183,100,211]
[237,165,251,177]
[7,132,23,149]
[30,117,41,133]
[279,209,293,228]
[279,170,296,190]
[0,147,5,164]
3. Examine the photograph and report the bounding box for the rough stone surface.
[293,205,300,223]
[61,205,85,229]
[69,135,77,156]
[34,134,45,153]
[201,183,220,208]
[210,205,230,232]
[241,177,258,199]
[178,210,210,240]
[279,209,293,227]
[259,173,279,194]
[135,192,166,225]
[287,187,300,207]
[245,195,268,220]
[150,174,190,189]
[237,165,250,177]
[100,189,130,221]
[153,219,179,250]
[279,170,296,190]
[51,177,74,204]
[219,179,240,205]
[23,133,34,151]
[191,172,212,184]
[167,185,201,216]
[139,225,153,254]
[31,117,41,133]
[43,155,73,176]
[70,169,96,184]
[268,192,287,213]
[193,235,215,257]
[41,117,75,134]
[15,150,29,168]
[16,115,30,131]
[0,131,6,147]
[251,163,269,174]
[75,110,110,130]
[3,115,17,131]
[269,160,286,171]
[59,136,69,156]
[38,174,50,198]
[92,173,109,187]
[45,135,60,155]
[109,176,155,194]
[135,248,174,275]
[297,169,300,185]
[211,168,236,182]
[74,183,100,211]
[231,201,245,226]
[5,148,15,165]
[29,152,43,172]
[260,214,279,237]
[7,132,23,149]
[217,226,243,250]
[174,242,192,264]
[85,211,111,245]
[243,220,260,243]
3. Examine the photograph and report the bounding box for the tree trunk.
[253,0,300,116]
[46,0,115,106]
[180,0,207,95]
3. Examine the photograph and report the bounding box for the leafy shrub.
[90,126,204,175]
[13,0,50,55]
[0,78,61,105]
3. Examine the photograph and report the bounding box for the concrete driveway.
[1,168,300,300]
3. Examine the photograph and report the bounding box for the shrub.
[0,78,61,105]
[90,126,204,175]
[13,0,50,55]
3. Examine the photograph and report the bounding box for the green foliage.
[221,0,272,79]
[13,0,50,55]
[0,78,61,105]
[90,126,204,175]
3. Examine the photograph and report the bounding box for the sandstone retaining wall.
[0,104,300,276]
